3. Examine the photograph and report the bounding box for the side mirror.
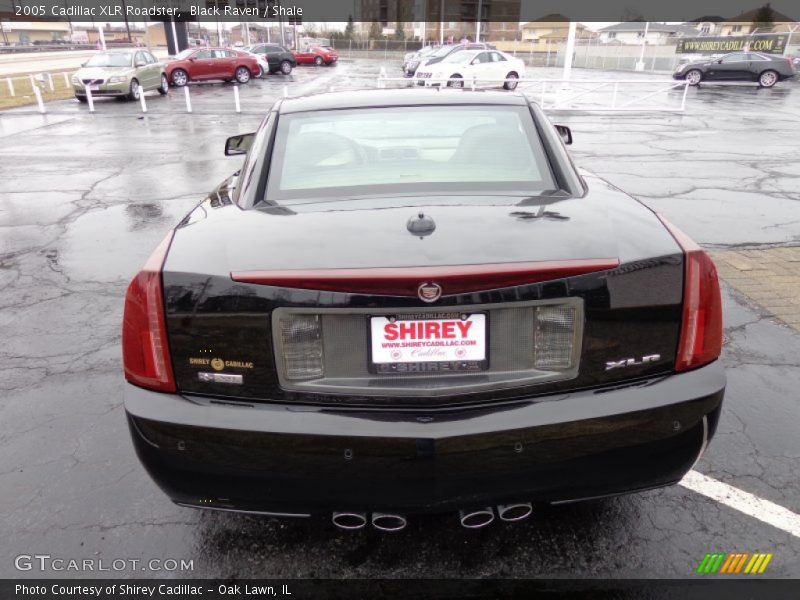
[716,59,723,64]
[554,124,573,145]
[225,132,255,156]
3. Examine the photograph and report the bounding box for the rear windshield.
[265,105,555,203]
[85,53,132,67]
[174,49,195,60]
[429,46,456,58]
[443,51,477,63]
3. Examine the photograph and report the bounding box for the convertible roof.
[279,89,529,114]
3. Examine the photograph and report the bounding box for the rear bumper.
[124,361,724,515]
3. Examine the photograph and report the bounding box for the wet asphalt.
[0,59,799,579]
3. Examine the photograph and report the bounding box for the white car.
[242,50,269,78]
[414,49,524,90]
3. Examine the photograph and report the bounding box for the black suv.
[244,43,296,75]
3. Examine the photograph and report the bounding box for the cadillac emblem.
[417,282,442,303]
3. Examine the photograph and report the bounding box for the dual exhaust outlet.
[332,511,407,532]
[331,502,532,531]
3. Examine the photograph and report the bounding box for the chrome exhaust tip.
[331,511,367,530]
[459,507,495,529]
[371,512,407,532]
[497,502,533,522]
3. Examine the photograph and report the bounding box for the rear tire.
[758,70,778,88]
[503,71,519,90]
[171,69,188,87]
[314,56,323,66]
[685,69,702,86]
[280,60,293,74]
[235,66,251,84]
[157,73,168,95]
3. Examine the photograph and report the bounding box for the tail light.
[534,305,578,370]
[657,214,723,372]
[122,231,176,392]
[277,314,324,380]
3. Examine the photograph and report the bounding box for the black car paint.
[162,174,684,408]
[247,43,296,73]
[674,52,796,84]
[125,362,723,514]
[125,90,724,515]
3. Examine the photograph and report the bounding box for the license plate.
[89,85,100,91]
[369,313,487,374]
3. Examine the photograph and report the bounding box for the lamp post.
[439,0,444,45]
[475,0,482,42]
[635,21,649,71]
[121,0,132,43]
[562,21,577,82]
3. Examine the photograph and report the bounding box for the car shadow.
[191,493,653,577]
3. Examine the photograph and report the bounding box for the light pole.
[475,0,482,42]
[121,0,132,43]
[439,0,444,45]
[562,21,577,82]
[786,24,798,54]
[635,21,649,71]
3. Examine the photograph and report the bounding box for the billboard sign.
[676,35,788,55]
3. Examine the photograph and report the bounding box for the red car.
[165,48,260,86]
[292,45,338,66]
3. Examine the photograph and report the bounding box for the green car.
[72,49,168,103]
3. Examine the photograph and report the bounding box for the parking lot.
[1,58,799,578]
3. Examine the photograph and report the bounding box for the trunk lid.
[162,177,685,408]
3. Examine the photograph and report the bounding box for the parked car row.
[70,43,339,101]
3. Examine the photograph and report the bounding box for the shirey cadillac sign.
[676,35,788,55]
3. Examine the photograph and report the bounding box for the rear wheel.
[447,74,464,88]
[235,66,251,84]
[171,69,188,87]
[503,71,519,90]
[314,56,323,66]
[128,78,140,101]
[685,69,702,86]
[157,73,168,95]
[280,60,293,74]
[75,95,87,103]
[758,70,778,88]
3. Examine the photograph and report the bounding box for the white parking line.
[680,470,800,538]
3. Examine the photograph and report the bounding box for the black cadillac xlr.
[122,90,725,531]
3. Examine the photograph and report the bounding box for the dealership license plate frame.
[368,312,489,375]
[271,298,583,397]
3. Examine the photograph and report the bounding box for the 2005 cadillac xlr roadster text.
[122,90,725,531]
